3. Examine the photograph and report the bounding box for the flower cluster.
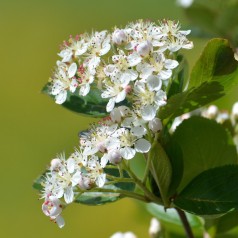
[49,19,192,119]
[41,19,193,228]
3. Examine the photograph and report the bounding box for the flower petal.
[135,138,151,153]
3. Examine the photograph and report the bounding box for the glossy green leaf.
[147,203,203,236]
[188,39,238,90]
[158,81,224,121]
[149,141,172,206]
[174,165,238,215]
[42,83,108,117]
[74,185,122,205]
[75,167,135,205]
[172,117,237,191]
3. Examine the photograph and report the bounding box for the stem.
[176,208,194,238]
[106,174,134,183]
[122,160,162,205]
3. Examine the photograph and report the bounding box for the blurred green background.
[1,0,236,237]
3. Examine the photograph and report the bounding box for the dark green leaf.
[42,83,108,117]
[33,172,46,190]
[158,81,224,121]
[167,55,189,98]
[188,39,238,90]
[149,141,172,206]
[147,203,203,236]
[172,117,237,191]
[174,165,238,215]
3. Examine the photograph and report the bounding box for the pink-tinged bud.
[112,29,127,45]
[78,176,91,190]
[109,150,122,164]
[50,158,62,171]
[125,85,132,94]
[97,141,107,153]
[136,40,153,57]
[149,118,162,133]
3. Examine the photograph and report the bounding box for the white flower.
[149,118,163,133]
[58,49,73,63]
[112,29,128,45]
[86,31,111,74]
[110,106,132,123]
[42,196,65,228]
[137,52,178,80]
[176,0,194,8]
[201,105,218,119]
[136,40,153,57]
[115,128,151,160]
[149,218,161,237]
[110,232,137,238]
[232,102,238,121]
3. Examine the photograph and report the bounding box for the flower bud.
[109,150,122,164]
[149,218,161,238]
[78,176,91,190]
[202,105,218,119]
[136,40,153,57]
[50,158,62,171]
[149,118,162,133]
[112,29,127,45]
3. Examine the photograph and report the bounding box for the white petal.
[127,52,141,67]
[106,98,115,112]
[135,138,151,153]
[55,91,67,104]
[64,187,74,204]
[71,171,82,186]
[131,125,146,137]
[158,69,172,80]
[67,158,75,173]
[55,216,65,228]
[80,84,90,96]
[149,118,163,133]
[101,154,110,167]
[146,75,162,91]
[164,59,179,70]
[115,90,126,103]
[155,90,167,106]
[141,105,156,121]
[100,43,111,56]
[68,63,77,78]
[96,174,106,187]
[120,147,136,160]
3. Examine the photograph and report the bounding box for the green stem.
[106,174,134,183]
[122,160,162,205]
[142,133,159,184]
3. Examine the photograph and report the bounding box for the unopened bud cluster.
[41,19,193,228]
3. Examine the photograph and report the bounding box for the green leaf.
[75,167,135,205]
[188,39,238,90]
[167,55,189,98]
[165,141,184,196]
[171,117,237,191]
[159,39,238,122]
[158,81,224,121]
[149,141,172,206]
[147,203,203,236]
[42,83,108,117]
[33,172,46,190]
[174,165,238,215]
[74,185,122,205]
